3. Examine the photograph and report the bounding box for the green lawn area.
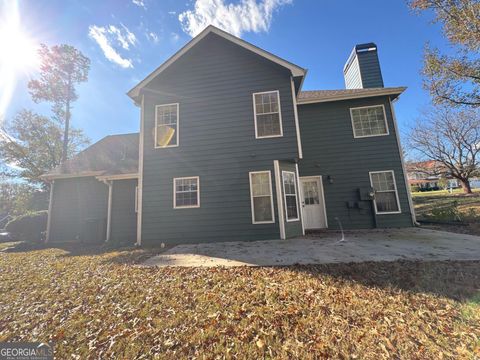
[412,188,480,223]
[0,242,479,358]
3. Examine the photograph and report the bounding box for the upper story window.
[350,105,389,138]
[174,177,199,208]
[369,170,401,214]
[253,90,283,138]
[155,103,179,148]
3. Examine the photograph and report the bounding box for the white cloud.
[178,0,292,37]
[147,31,159,43]
[132,0,146,9]
[88,25,137,68]
[107,24,137,50]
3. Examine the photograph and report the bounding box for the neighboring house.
[42,26,415,246]
[406,160,459,190]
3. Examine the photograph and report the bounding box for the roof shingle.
[43,133,139,178]
[298,87,406,104]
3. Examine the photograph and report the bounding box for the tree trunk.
[459,178,472,194]
[61,75,72,168]
[62,99,70,166]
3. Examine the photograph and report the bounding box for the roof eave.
[40,171,107,181]
[297,87,407,105]
[127,25,306,101]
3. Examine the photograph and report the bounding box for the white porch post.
[274,160,286,240]
[45,180,55,243]
[295,163,305,236]
[106,181,113,242]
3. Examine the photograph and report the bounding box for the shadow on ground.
[2,240,479,302]
[290,260,480,302]
[0,240,170,265]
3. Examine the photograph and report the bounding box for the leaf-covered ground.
[0,242,479,359]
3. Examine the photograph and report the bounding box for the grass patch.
[0,245,479,358]
[413,189,480,221]
[460,291,480,322]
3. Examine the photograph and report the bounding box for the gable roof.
[42,133,139,180]
[297,87,406,104]
[127,25,306,101]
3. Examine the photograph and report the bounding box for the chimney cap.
[343,42,378,73]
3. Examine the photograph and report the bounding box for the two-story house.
[43,26,415,246]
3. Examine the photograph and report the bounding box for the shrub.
[411,186,420,192]
[5,211,48,243]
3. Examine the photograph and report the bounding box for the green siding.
[298,96,413,229]
[49,177,108,242]
[140,32,299,245]
[110,179,137,245]
[357,50,384,88]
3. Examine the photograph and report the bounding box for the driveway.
[142,227,480,267]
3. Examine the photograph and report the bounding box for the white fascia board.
[96,173,139,181]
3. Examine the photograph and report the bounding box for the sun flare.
[0,0,39,121]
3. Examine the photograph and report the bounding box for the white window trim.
[252,90,283,139]
[282,170,300,222]
[155,103,179,148]
[369,170,402,215]
[173,176,200,209]
[350,104,389,139]
[249,171,275,224]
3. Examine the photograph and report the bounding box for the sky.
[1,0,448,145]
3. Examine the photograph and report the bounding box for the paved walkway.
[142,227,480,267]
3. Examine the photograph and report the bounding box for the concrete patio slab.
[142,227,480,267]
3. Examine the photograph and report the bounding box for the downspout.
[45,180,55,243]
[389,97,418,226]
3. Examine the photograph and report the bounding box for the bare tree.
[408,106,480,193]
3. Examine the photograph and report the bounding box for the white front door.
[300,176,327,229]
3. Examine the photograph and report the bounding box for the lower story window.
[249,171,275,223]
[174,177,199,208]
[282,171,299,221]
[369,170,401,214]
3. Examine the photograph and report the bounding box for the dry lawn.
[0,242,479,359]
[413,190,480,220]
